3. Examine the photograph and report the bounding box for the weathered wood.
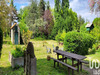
[24,42,36,75]
[27,42,35,58]
[80,62,82,71]
[77,60,80,72]
[62,55,64,62]
[72,58,74,75]
[80,60,89,64]
[53,50,86,60]
[57,54,59,67]
[51,58,77,71]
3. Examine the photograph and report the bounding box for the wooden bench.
[51,57,77,75]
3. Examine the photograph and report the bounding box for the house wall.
[11,29,14,44]
[18,26,20,44]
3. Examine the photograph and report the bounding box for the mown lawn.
[0,39,89,75]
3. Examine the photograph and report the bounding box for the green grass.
[0,39,89,75]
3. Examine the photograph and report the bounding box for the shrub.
[11,46,24,58]
[22,30,32,46]
[55,30,66,42]
[88,48,96,54]
[55,32,61,42]
[0,28,3,57]
[64,31,96,55]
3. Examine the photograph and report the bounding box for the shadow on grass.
[0,66,24,75]
[37,58,89,75]
[0,58,89,75]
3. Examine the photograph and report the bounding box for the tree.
[25,0,39,31]
[46,1,50,10]
[51,0,79,39]
[88,0,100,12]
[43,9,54,39]
[0,0,9,32]
[54,0,60,13]
[39,0,45,17]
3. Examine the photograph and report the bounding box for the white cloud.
[69,0,97,22]
[20,5,25,9]
[13,0,30,4]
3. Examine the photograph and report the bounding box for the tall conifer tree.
[39,0,45,17]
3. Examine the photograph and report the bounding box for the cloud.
[13,0,30,4]
[69,0,97,22]
[20,5,25,9]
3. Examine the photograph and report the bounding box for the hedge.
[64,31,96,55]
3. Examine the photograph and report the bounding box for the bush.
[55,30,66,42]
[88,48,96,54]
[64,31,96,55]
[11,46,24,58]
[0,28,3,57]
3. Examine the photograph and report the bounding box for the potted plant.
[9,46,25,68]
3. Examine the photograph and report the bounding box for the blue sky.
[13,0,98,22]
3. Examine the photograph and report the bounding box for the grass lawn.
[0,39,89,75]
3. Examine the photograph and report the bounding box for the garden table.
[53,50,87,72]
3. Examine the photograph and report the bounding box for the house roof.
[85,23,93,27]
[11,23,17,29]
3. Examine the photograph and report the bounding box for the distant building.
[11,23,20,44]
[85,23,94,32]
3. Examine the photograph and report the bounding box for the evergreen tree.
[39,0,45,17]
[54,0,60,13]
[25,0,39,31]
[47,1,50,10]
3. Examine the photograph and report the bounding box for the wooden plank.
[80,60,89,64]
[54,50,86,60]
[51,58,77,70]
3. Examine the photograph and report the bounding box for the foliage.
[22,30,32,46]
[18,8,29,33]
[39,0,45,17]
[90,17,100,41]
[25,0,39,31]
[55,30,66,42]
[43,9,54,39]
[88,48,96,54]
[11,46,24,58]
[0,0,9,32]
[64,31,96,55]
[80,23,88,33]
[51,0,79,39]
[0,28,3,58]
[55,32,61,42]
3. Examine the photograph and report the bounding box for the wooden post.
[68,68,70,75]
[77,60,80,72]
[72,58,74,75]
[24,42,37,75]
[57,54,59,67]
[65,57,67,63]
[62,55,64,62]
[80,62,82,71]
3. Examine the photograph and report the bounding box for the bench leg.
[68,68,70,75]
[77,60,80,72]
[62,55,64,62]
[80,62,82,71]
[72,58,74,75]
[57,54,59,67]
[65,57,67,63]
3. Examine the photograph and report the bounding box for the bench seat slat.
[51,58,77,70]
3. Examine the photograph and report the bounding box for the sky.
[13,0,98,22]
